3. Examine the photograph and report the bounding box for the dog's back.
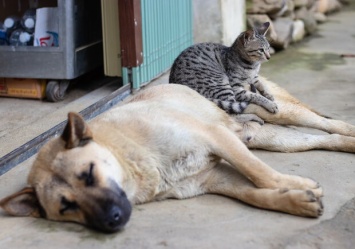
[125,84,239,127]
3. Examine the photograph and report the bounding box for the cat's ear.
[256,22,270,36]
[243,30,255,46]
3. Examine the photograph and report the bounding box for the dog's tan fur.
[243,77,355,152]
[1,79,355,232]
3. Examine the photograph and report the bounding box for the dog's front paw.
[242,121,263,143]
[281,189,324,217]
[259,173,323,197]
[278,174,323,197]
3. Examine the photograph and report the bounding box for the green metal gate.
[122,0,193,89]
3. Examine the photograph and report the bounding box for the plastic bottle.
[4,16,21,32]
[0,22,8,45]
[22,8,36,34]
[19,31,33,45]
[9,29,33,46]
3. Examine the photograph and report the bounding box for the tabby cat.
[169,22,278,124]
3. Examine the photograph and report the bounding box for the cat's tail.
[210,98,248,114]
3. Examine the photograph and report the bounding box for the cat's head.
[236,22,271,63]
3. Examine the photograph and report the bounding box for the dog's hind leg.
[202,163,323,217]
[244,78,355,137]
[246,123,355,153]
[208,125,322,195]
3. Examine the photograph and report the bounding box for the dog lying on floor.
[1,78,355,233]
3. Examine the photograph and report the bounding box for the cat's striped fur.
[169,22,278,123]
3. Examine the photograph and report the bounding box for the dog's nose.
[106,206,121,229]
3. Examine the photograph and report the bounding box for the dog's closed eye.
[78,162,95,187]
[60,196,79,215]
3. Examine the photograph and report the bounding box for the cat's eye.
[259,49,264,53]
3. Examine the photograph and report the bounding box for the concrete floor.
[0,73,120,160]
[1,3,355,249]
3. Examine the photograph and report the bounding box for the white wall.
[193,0,245,46]
[221,0,245,46]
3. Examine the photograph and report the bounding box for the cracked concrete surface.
[1,2,355,249]
[280,198,355,249]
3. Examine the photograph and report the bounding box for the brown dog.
[1,79,355,233]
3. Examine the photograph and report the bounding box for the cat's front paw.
[263,92,274,101]
[264,101,279,114]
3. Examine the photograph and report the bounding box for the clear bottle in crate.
[9,29,33,46]
[0,22,8,45]
[22,8,36,34]
[4,16,21,32]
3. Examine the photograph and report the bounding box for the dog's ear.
[61,112,93,149]
[0,187,42,217]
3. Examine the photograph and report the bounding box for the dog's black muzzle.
[84,184,132,233]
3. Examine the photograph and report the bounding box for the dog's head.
[0,113,132,233]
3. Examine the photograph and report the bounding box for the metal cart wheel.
[46,80,70,102]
